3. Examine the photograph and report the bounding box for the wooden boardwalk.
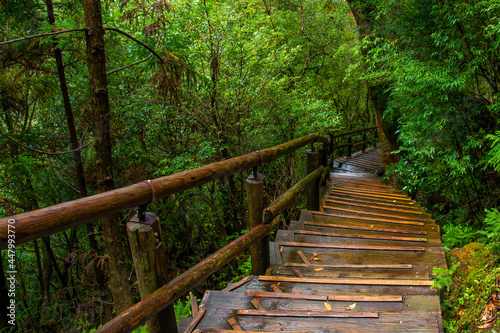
[180,149,447,333]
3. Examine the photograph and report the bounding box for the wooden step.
[178,149,445,333]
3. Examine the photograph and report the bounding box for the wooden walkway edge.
[179,148,447,333]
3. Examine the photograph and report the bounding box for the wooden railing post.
[319,143,328,186]
[246,172,269,275]
[347,135,352,157]
[362,131,367,152]
[306,148,320,211]
[127,213,178,333]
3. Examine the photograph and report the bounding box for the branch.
[0,128,91,156]
[107,31,162,76]
[104,27,164,64]
[48,161,81,194]
[0,28,87,46]
[107,53,152,76]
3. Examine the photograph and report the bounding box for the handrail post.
[362,131,367,152]
[127,213,178,333]
[347,135,352,157]
[319,143,328,186]
[246,173,269,275]
[306,149,320,211]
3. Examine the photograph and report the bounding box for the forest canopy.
[1,0,500,332]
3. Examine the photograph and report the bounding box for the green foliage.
[442,222,480,250]
[432,263,460,293]
[485,131,500,172]
[174,297,192,323]
[0,0,366,330]
[440,243,500,332]
[480,208,500,253]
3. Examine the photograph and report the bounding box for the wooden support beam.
[97,222,278,333]
[307,149,320,211]
[246,173,269,275]
[127,213,178,333]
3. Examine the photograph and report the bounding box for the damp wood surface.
[178,148,446,333]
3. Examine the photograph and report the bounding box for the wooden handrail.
[0,132,328,249]
[264,166,325,223]
[95,166,325,333]
[330,125,377,139]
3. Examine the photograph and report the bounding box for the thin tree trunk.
[45,0,106,302]
[83,0,133,313]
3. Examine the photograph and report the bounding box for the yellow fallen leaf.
[310,252,319,260]
[393,200,396,202]
[345,303,357,311]
[312,257,322,261]
[314,267,324,271]
[324,302,332,311]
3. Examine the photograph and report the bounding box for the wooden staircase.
[180,149,447,333]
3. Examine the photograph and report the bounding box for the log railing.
[329,125,378,158]
[0,126,377,333]
[0,133,327,249]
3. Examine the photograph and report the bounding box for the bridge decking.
[179,148,447,333]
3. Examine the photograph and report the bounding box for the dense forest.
[0,0,499,332]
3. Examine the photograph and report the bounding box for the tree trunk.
[83,0,133,313]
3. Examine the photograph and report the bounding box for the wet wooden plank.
[294,230,428,242]
[282,247,446,272]
[245,291,403,303]
[237,309,379,318]
[284,262,413,269]
[303,221,428,235]
[258,275,435,286]
[280,241,426,252]
[325,198,422,214]
[275,264,430,280]
[222,275,253,292]
[202,329,300,333]
[311,211,426,226]
[323,206,428,222]
[330,188,411,200]
[296,250,311,264]
[184,307,206,333]
[227,317,242,330]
